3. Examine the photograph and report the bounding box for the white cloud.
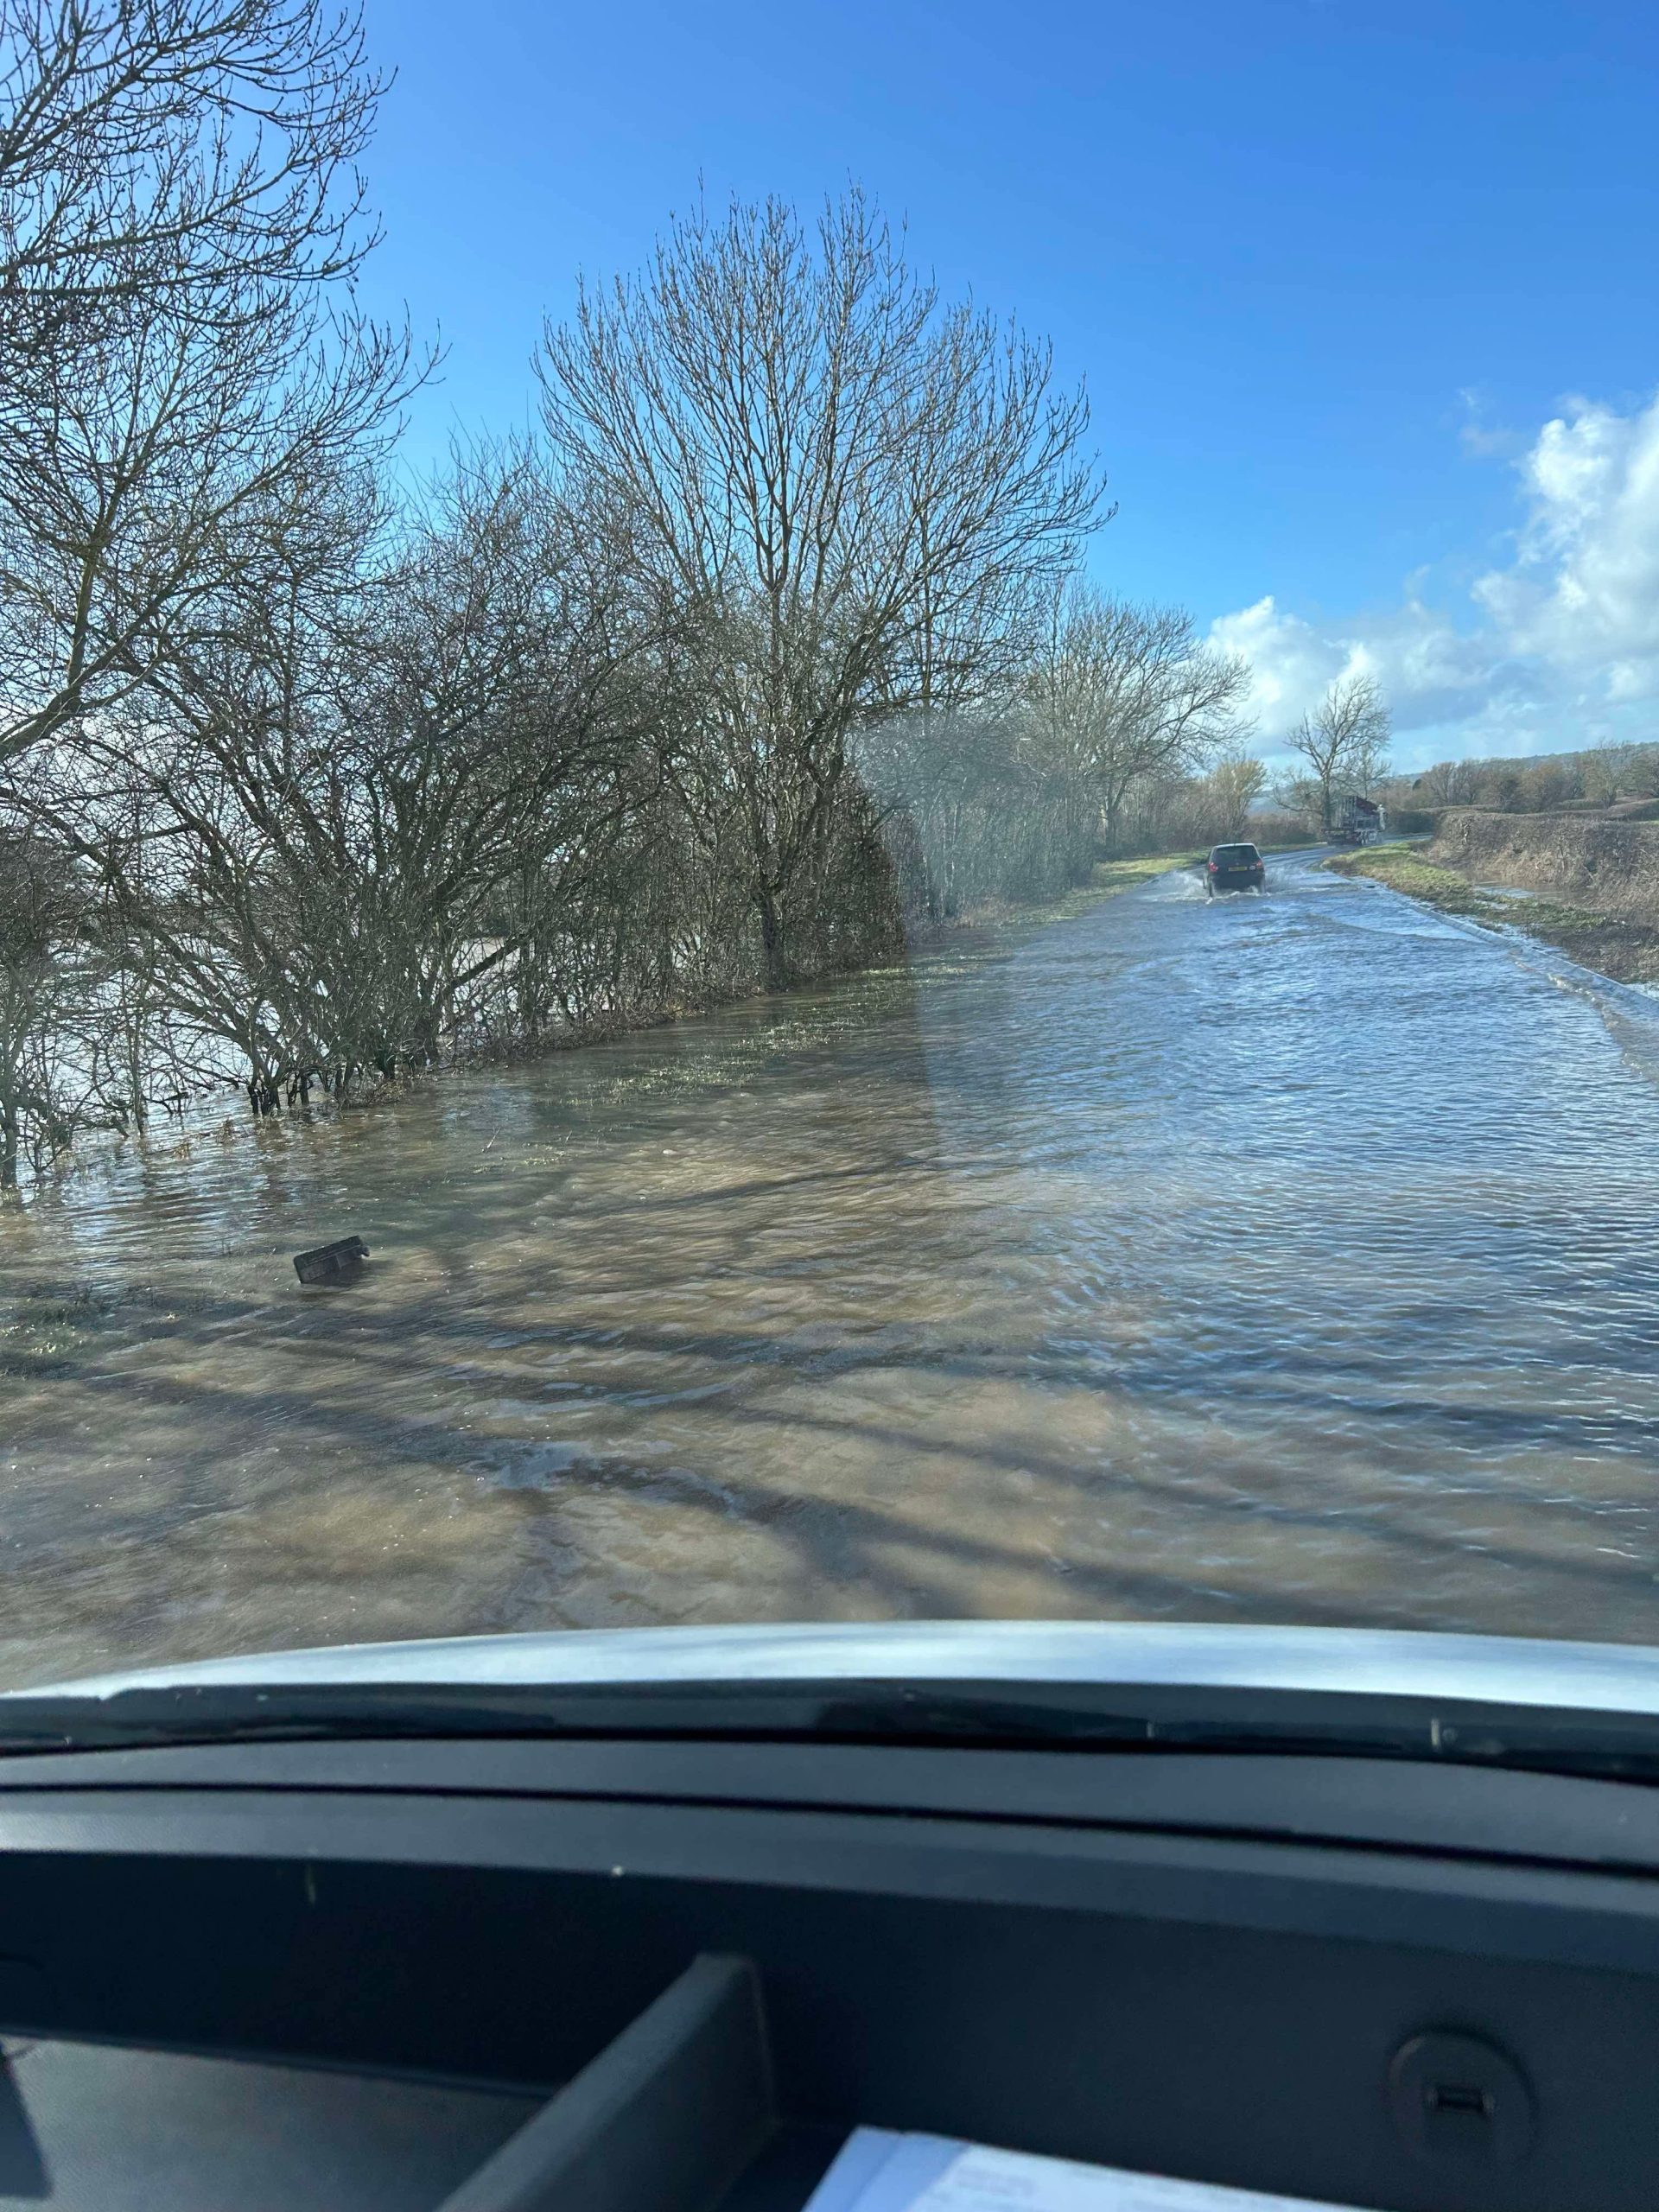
[1473,397,1659,686]
[1207,596,1351,728]
[1211,391,1659,768]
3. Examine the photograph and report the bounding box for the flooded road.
[6,848,1659,1686]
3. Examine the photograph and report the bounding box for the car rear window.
[1214,845,1260,861]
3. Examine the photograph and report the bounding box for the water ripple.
[5,850,1659,1683]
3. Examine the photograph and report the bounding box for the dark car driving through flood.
[1205,841,1267,895]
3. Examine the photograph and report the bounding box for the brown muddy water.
[6,849,1659,1688]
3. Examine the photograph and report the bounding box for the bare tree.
[538,188,1103,987]
[0,0,416,766]
[327,448,645,1077]
[0,2,381,310]
[0,828,123,1186]
[1278,672,1390,834]
[1205,747,1268,840]
[3,162,1147,1180]
[17,444,646,1110]
[858,707,1086,918]
[1581,739,1639,807]
[1026,584,1252,851]
[1413,757,1480,808]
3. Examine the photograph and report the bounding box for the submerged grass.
[910,850,1205,950]
[1091,851,1205,893]
[1326,842,1659,984]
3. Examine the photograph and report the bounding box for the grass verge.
[1091,851,1205,893]
[1325,842,1659,984]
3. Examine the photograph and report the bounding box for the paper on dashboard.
[803,2128,1359,2212]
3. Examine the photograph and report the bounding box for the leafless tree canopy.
[1205,747,1268,841]
[0,0,414,766]
[1,49,1308,1192]
[1024,583,1252,846]
[538,189,1105,985]
[1411,756,1481,809]
[1366,737,1659,831]
[1277,671,1391,832]
[0,1,379,313]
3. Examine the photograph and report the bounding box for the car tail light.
[1207,860,1218,872]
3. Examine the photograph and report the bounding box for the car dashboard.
[2,1727,1658,2209]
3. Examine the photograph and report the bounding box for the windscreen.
[2,3,1656,1693]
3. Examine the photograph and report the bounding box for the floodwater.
[6,849,1659,1687]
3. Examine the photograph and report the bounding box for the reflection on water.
[5,850,1659,1685]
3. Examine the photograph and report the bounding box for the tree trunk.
[756,882,790,991]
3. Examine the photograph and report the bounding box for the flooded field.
[5,849,1659,1687]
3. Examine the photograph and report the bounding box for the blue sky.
[358,0,1659,766]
